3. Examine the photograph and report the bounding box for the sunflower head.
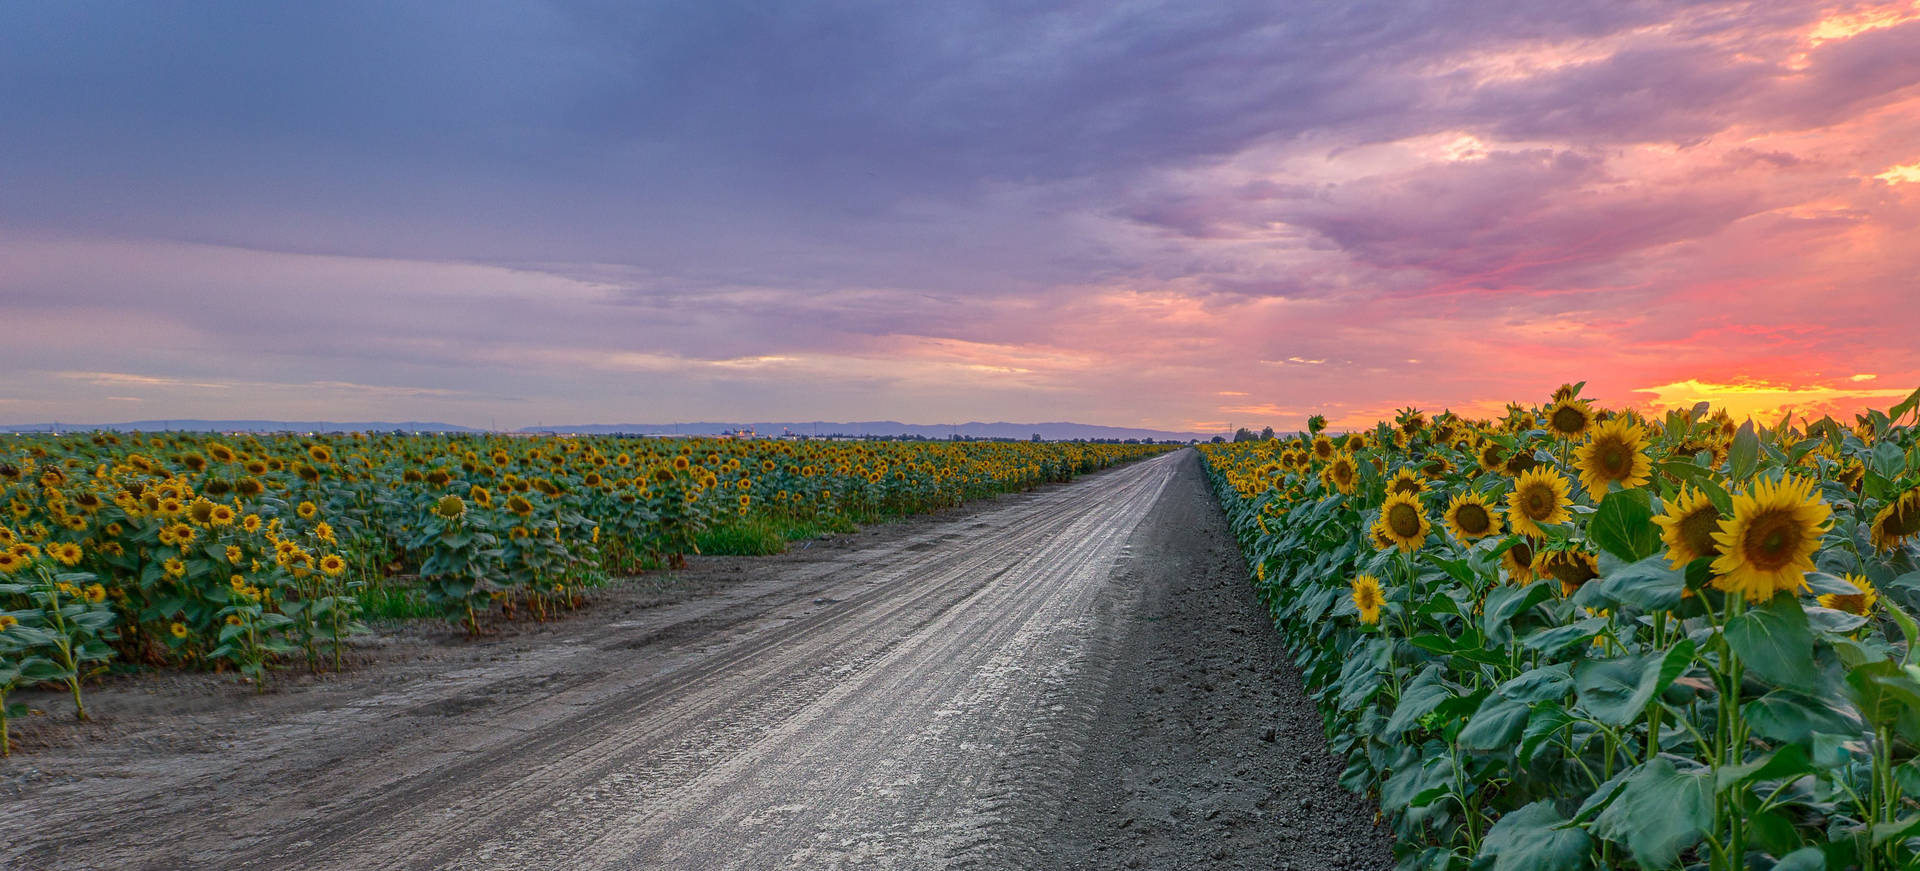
[49,542,83,566]
[1386,468,1426,498]
[1534,547,1599,596]
[1325,453,1359,495]
[1817,573,1879,616]
[1507,467,1573,537]
[1312,435,1335,461]
[433,495,468,520]
[1573,417,1652,495]
[1350,574,1385,624]
[1709,475,1831,602]
[1651,486,1724,570]
[319,553,347,576]
[1544,398,1595,439]
[1870,486,1920,552]
[1477,440,1506,473]
[169,621,189,639]
[506,494,535,517]
[1443,491,1503,541]
[1502,539,1537,584]
[1378,491,1431,553]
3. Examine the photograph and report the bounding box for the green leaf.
[1589,489,1657,562]
[1522,616,1608,656]
[1724,595,1818,692]
[1381,753,1455,813]
[1872,440,1907,480]
[1715,743,1814,791]
[1498,664,1574,703]
[1730,421,1760,480]
[1385,667,1453,735]
[1459,693,1530,751]
[1591,757,1712,868]
[1518,702,1572,767]
[1574,639,1694,727]
[1742,691,1862,744]
[1481,801,1593,871]
[1590,555,1686,612]
[1480,582,1556,642]
[1772,846,1827,871]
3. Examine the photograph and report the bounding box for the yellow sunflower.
[169,621,189,639]
[1476,440,1506,474]
[1544,398,1595,439]
[296,501,319,520]
[506,494,535,517]
[1385,467,1426,498]
[0,551,26,574]
[1501,539,1537,584]
[49,542,83,566]
[1870,486,1920,552]
[1312,435,1335,461]
[1443,491,1503,541]
[1351,574,1385,624]
[1709,475,1831,602]
[1651,486,1722,570]
[1507,467,1572,537]
[1378,491,1431,552]
[433,495,467,520]
[1818,573,1879,616]
[1325,453,1359,495]
[318,554,347,576]
[1534,548,1599,596]
[1572,417,1651,495]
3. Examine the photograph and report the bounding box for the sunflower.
[1502,450,1540,477]
[0,614,17,631]
[296,501,319,520]
[209,504,236,526]
[163,557,187,577]
[1651,487,1722,570]
[241,514,263,534]
[1572,417,1651,495]
[433,495,467,520]
[49,542,83,566]
[1351,574,1385,624]
[1378,491,1431,552]
[1818,574,1879,616]
[313,521,336,544]
[1544,398,1595,439]
[1476,440,1506,474]
[468,486,493,508]
[1502,539,1537,584]
[506,494,535,517]
[1312,435,1336,462]
[1384,468,1424,498]
[169,621,189,639]
[307,444,332,463]
[1870,486,1920,552]
[1507,467,1572,537]
[1443,491,1503,541]
[0,551,26,574]
[318,554,347,576]
[1325,453,1359,495]
[1709,475,1831,602]
[1420,454,1452,479]
[1345,431,1371,452]
[1534,548,1599,596]
[83,583,106,604]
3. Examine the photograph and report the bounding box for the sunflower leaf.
[1589,489,1657,562]
[1480,800,1594,871]
[1725,596,1817,693]
[1730,421,1760,481]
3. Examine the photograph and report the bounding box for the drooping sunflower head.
[1420,453,1452,480]
[506,494,535,517]
[1503,449,1540,478]
[1501,539,1537,585]
[1818,573,1879,616]
[1443,491,1503,541]
[1534,547,1599,596]
[1870,486,1920,553]
[1397,407,1428,437]
[468,486,493,508]
[1544,398,1595,439]
[1378,491,1431,553]
[1651,486,1724,570]
[1572,417,1652,496]
[1551,383,1580,402]
[1351,574,1385,625]
[1507,467,1573,537]
[1709,475,1832,602]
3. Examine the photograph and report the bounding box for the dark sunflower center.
[1831,593,1867,614]
[1742,510,1802,570]
[1393,479,1421,495]
[1387,503,1422,537]
[1522,486,1551,518]
[1456,503,1490,534]
[1358,586,1380,609]
[1678,507,1722,557]
[1600,443,1628,475]
[1551,407,1586,433]
[1547,554,1597,587]
[1886,500,1920,537]
[1482,446,1502,466]
[1508,541,1534,567]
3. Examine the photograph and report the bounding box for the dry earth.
[0,449,1389,870]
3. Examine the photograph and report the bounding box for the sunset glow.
[2,2,1917,433]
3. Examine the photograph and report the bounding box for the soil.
[1,449,1390,870]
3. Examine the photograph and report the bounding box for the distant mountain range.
[2,419,1207,441]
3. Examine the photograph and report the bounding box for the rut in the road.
[1,450,1389,871]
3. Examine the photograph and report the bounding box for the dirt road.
[2,449,1387,870]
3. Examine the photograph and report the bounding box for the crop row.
[0,431,1169,752]
[1202,385,1920,870]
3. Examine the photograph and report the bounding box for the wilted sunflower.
[1534,548,1599,596]
[1443,491,1502,541]
[1378,491,1430,552]
[433,495,467,520]
[1507,467,1572,537]
[1325,453,1359,495]
[1501,539,1537,584]
[1870,486,1920,552]
[1350,574,1385,624]
[1572,417,1651,495]
[1710,475,1831,601]
[1544,398,1595,439]
[1818,574,1879,616]
[1646,489,1719,572]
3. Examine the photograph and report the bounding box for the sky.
[3,1,1918,434]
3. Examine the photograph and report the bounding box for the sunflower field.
[1203,384,1920,870]
[0,431,1166,752]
